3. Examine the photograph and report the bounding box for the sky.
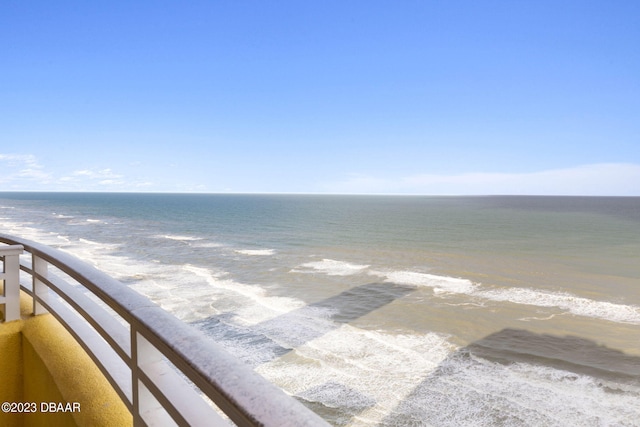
[1,1,639,195]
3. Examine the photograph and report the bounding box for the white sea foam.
[293,259,370,276]
[3,215,249,326]
[476,287,640,325]
[157,234,204,241]
[78,238,106,246]
[378,268,640,325]
[381,270,478,294]
[0,221,58,246]
[257,326,456,425]
[192,242,224,248]
[376,351,640,426]
[235,249,276,256]
[252,305,339,350]
[1,215,299,324]
[183,264,305,324]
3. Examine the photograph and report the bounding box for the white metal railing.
[0,234,328,427]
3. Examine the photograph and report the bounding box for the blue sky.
[1,1,639,195]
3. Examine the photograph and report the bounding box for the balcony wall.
[0,292,131,427]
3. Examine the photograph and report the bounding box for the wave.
[475,287,640,325]
[372,268,640,324]
[292,259,370,276]
[380,270,478,294]
[382,346,640,426]
[235,249,276,256]
[78,238,104,246]
[289,256,640,326]
[192,242,224,248]
[257,326,455,425]
[156,234,204,241]
[182,264,306,324]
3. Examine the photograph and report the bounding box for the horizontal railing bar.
[28,290,133,407]
[138,368,188,427]
[136,383,178,427]
[138,359,230,427]
[20,260,132,361]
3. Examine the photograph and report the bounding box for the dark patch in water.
[192,282,416,367]
[382,329,640,426]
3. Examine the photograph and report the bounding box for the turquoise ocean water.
[1,193,639,426]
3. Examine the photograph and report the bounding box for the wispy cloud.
[0,154,52,187]
[0,153,154,191]
[60,168,125,186]
[3,153,638,195]
[323,163,640,196]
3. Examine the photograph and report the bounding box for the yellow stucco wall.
[0,319,24,427]
[0,293,132,427]
[21,338,76,427]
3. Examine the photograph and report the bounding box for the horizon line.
[0,190,637,198]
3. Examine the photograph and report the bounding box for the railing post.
[32,254,50,315]
[0,244,24,322]
[132,329,164,426]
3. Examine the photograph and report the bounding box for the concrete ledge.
[0,292,132,427]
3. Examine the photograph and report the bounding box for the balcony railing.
[0,234,328,427]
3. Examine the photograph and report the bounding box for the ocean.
[1,193,639,426]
